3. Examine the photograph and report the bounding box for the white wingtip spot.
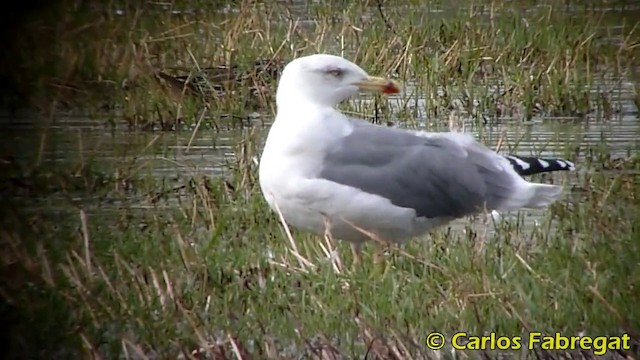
[507,155,531,170]
[538,159,550,168]
[556,159,576,171]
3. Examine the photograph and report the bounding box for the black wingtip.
[503,154,575,176]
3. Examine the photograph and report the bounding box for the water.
[7,100,637,177]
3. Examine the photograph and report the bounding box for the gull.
[258,54,574,265]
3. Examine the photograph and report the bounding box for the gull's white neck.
[262,91,353,163]
[273,98,350,143]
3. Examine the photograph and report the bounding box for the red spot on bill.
[382,80,400,94]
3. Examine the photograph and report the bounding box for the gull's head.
[276,54,400,108]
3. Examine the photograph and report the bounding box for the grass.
[2,0,640,359]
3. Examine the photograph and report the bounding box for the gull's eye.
[325,67,344,78]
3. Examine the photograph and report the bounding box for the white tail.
[524,183,564,208]
[500,181,564,210]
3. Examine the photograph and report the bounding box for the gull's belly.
[273,194,451,244]
[259,167,448,243]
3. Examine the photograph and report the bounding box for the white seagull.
[258,54,574,264]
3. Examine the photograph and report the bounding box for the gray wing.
[318,121,517,219]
